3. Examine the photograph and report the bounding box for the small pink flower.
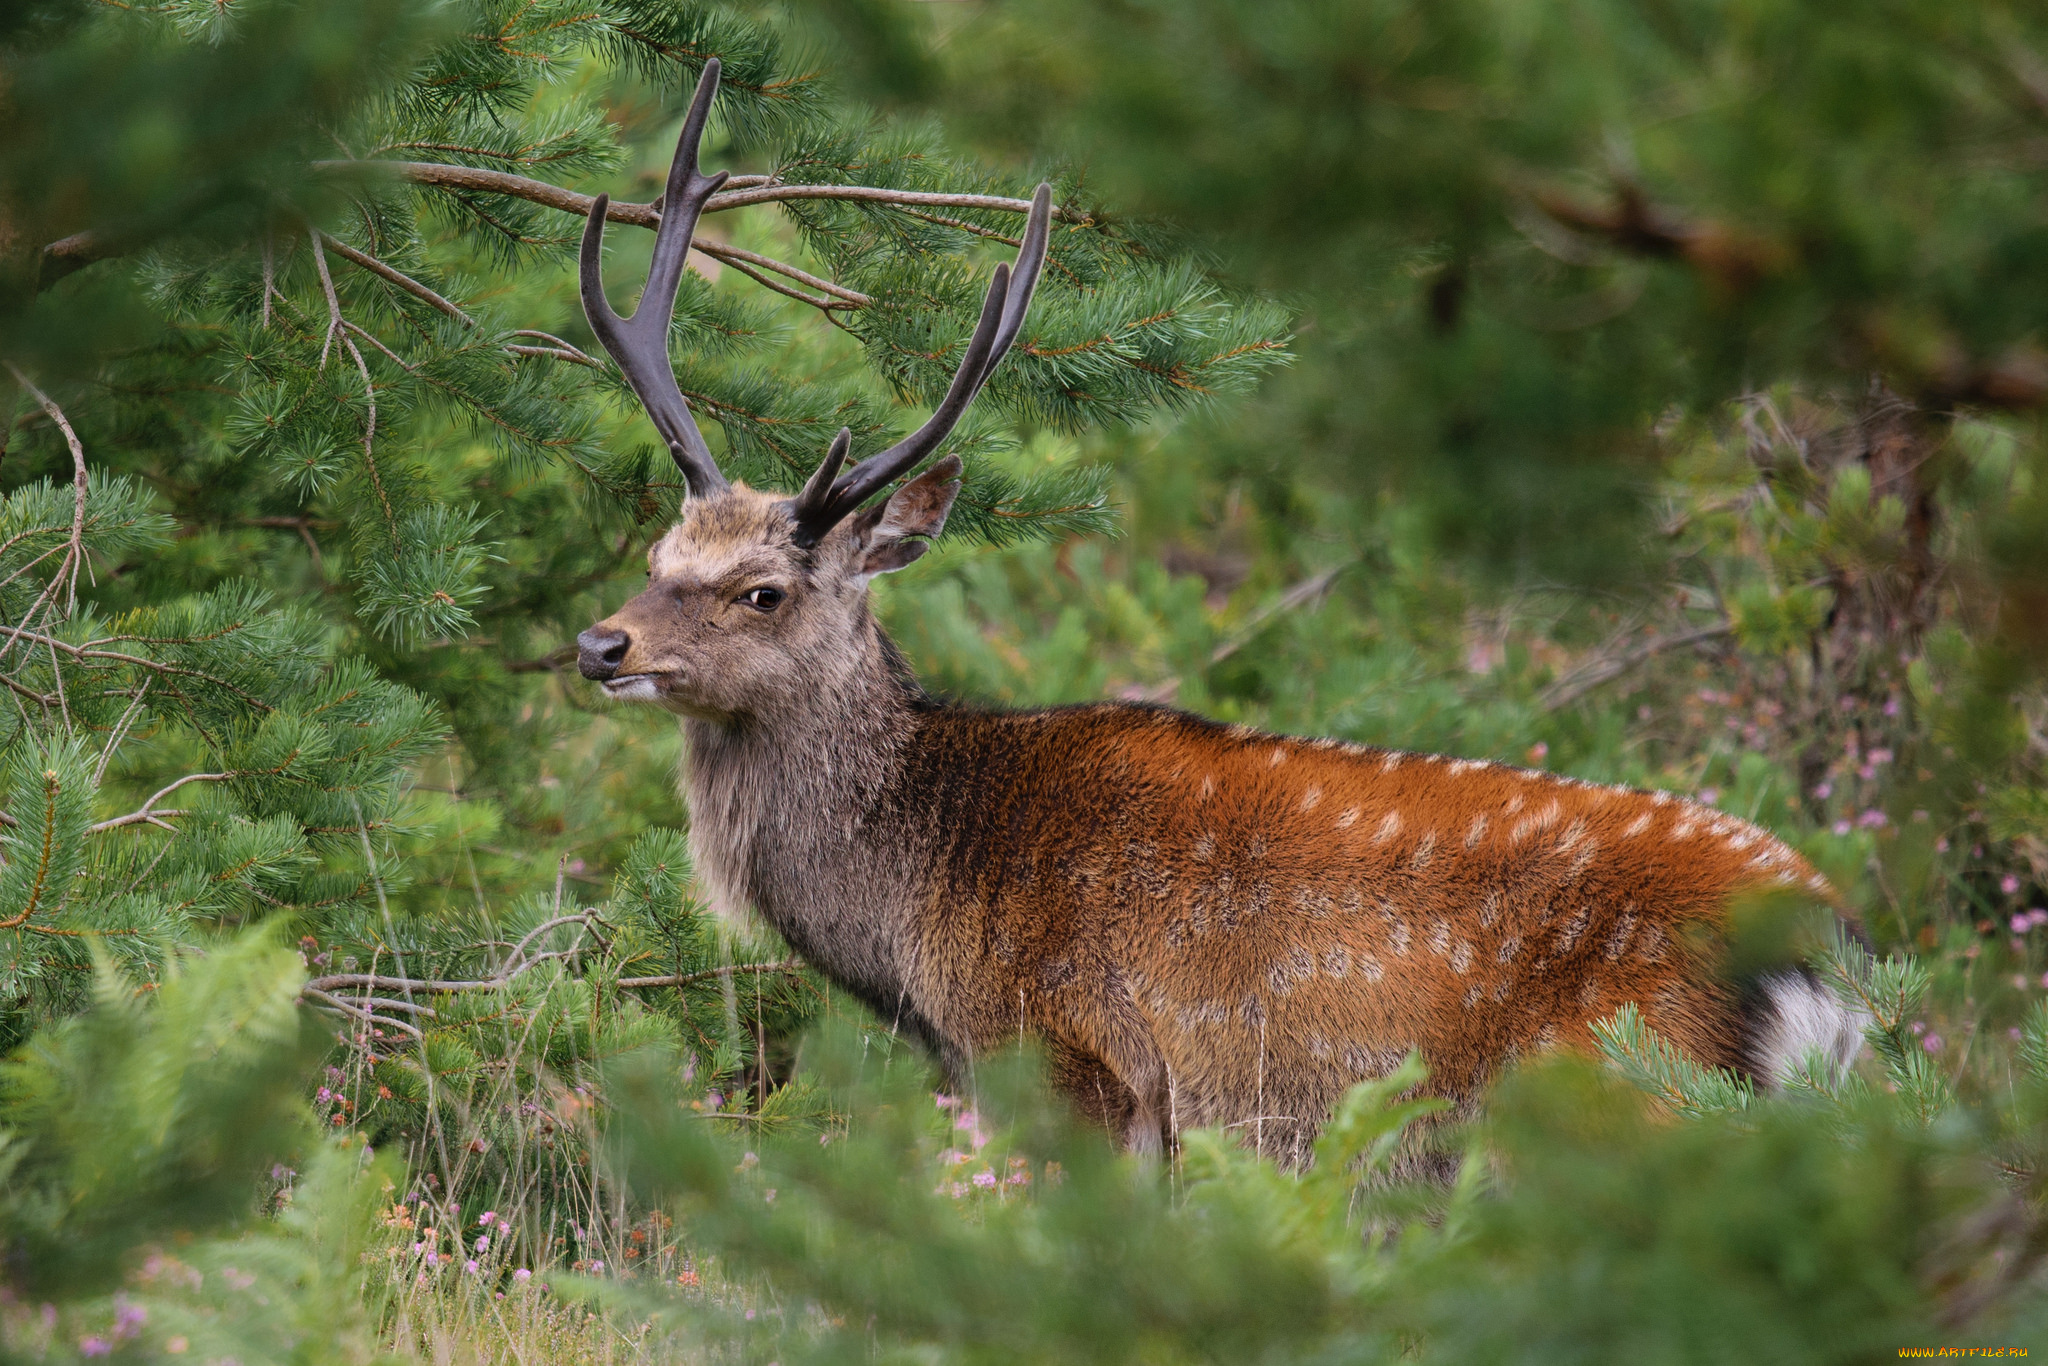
[972,1170,997,1189]
[589,1261,603,1274]
[1698,788,1719,807]
[411,1241,423,1255]
[1910,1021,1926,1036]
[514,1269,532,1283]
[1937,838,1951,853]
[79,1337,111,1357]
[1883,696,1901,717]
[1922,1034,1943,1053]
[2012,915,2032,935]
[2030,909,2048,929]
[1857,809,1887,829]
[1832,820,1852,837]
[315,1087,333,1103]
[479,1211,497,1227]
[933,1093,960,1111]
[1813,782,1833,799]
[2002,875,2022,896]
[424,1251,439,1268]
[464,1260,479,1275]
[475,1235,489,1253]
[1526,741,1548,764]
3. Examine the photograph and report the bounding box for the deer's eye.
[741,586,785,612]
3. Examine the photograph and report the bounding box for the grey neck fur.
[679,608,933,1016]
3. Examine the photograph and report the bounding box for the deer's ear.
[857,455,961,578]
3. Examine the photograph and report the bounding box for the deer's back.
[894,702,1831,1151]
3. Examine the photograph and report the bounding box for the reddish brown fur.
[891,702,1828,1162]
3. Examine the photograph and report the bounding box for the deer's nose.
[577,626,630,680]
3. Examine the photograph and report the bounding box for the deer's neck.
[679,613,936,1023]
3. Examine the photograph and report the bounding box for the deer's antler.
[789,182,1054,546]
[580,59,730,498]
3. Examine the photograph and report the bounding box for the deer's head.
[571,61,1050,722]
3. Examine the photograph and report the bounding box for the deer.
[573,61,1867,1166]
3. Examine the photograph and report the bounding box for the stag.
[574,61,1865,1164]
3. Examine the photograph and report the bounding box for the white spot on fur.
[1337,807,1359,829]
[1504,793,1526,816]
[1448,758,1486,775]
[1374,810,1403,844]
[1462,984,1483,1009]
[1557,819,1588,851]
[1388,918,1411,956]
[1465,814,1489,848]
[1228,724,1258,742]
[1603,908,1638,961]
[1268,946,1316,995]
[1380,752,1404,772]
[1359,954,1385,983]
[1451,940,1474,974]
[1301,785,1323,811]
[1652,790,1673,805]
[1269,746,1289,767]
[1200,774,1215,800]
[1807,873,1830,892]
[1411,831,1437,867]
[1191,831,1214,861]
[1638,922,1668,964]
[1322,947,1350,978]
[1669,819,1695,840]
[1497,936,1522,964]
[1554,907,1589,954]
[1479,890,1503,927]
[1311,736,1342,750]
[1623,813,1652,838]
[1429,920,1451,955]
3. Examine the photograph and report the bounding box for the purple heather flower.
[79,1337,111,1357]
[465,1260,479,1275]
[1922,1034,1944,1053]
[2002,875,2023,895]
[513,1269,532,1283]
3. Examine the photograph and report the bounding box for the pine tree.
[0,0,1287,1188]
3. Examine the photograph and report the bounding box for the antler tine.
[579,59,731,497]
[788,182,1055,543]
[794,427,853,517]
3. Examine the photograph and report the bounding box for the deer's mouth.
[600,673,663,702]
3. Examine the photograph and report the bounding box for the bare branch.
[692,241,871,306]
[320,160,1084,226]
[302,986,426,1040]
[508,331,600,366]
[616,959,804,990]
[87,771,233,834]
[1538,621,1734,712]
[320,236,476,325]
[1127,563,1353,704]
[307,228,347,369]
[3,364,90,616]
